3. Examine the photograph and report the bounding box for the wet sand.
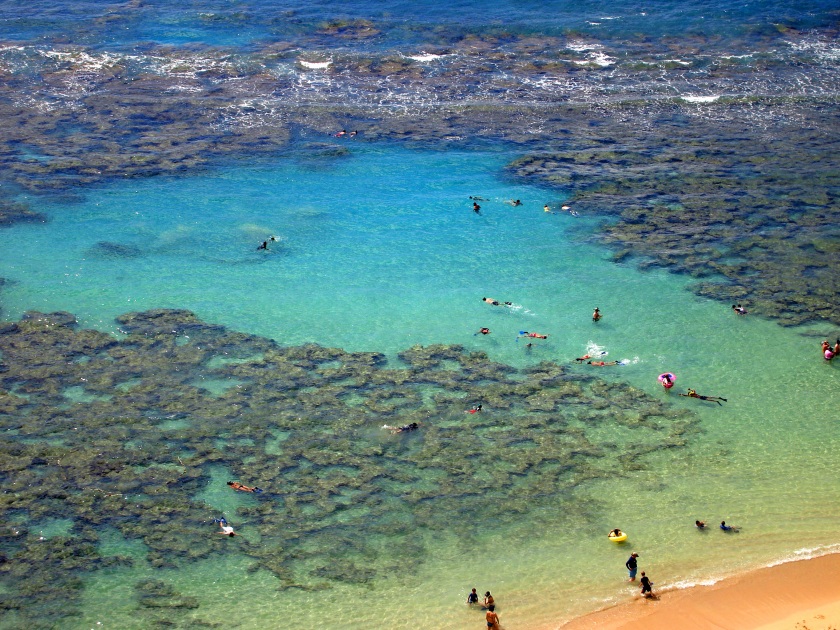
[559,553,840,630]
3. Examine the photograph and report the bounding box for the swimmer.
[483,297,512,306]
[227,481,257,493]
[475,327,491,335]
[592,307,602,322]
[679,389,727,405]
[507,199,522,206]
[587,360,620,366]
[575,351,607,362]
[543,204,553,213]
[466,404,482,414]
[732,304,747,315]
[469,196,486,201]
[257,241,268,250]
[334,129,347,137]
[519,331,548,339]
[473,201,481,214]
[216,520,237,537]
[348,130,358,137]
[695,520,706,529]
[383,422,419,433]
[720,520,740,532]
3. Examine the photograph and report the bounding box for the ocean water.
[0,1,839,629]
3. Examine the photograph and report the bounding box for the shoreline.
[556,552,840,630]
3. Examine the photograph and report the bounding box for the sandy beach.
[560,553,840,630]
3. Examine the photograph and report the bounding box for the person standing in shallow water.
[626,552,638,581]
[485,605,500,629]
[640,571,654,598]
[592,307,601,322]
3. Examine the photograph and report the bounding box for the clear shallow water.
[1,147,839,630]
[0,0,839,628]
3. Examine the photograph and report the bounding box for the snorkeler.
[214,518,237,537]
[679,389,727,405]
[508,199,522,206]
[483,297,512,306]
[227,481,262,493]
[382,422,420,433]
[587,360,620,366]
[519,331,548,339]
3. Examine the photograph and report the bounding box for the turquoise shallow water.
[1,147,839,629]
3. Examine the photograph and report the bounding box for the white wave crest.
[681,95,721,103]
[298,59,332,70]
[406,53,448,63]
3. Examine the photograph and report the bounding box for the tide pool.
[0,147,838,629]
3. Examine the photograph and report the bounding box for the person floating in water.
[720,520,740,532]
[227,481,262,493]
[732,304,747,315]
[483,297,512,306]
[473,201,481,214]
[257,241,268,250]
[466,404,482,414]
[519,331,548,339]
[592,307,602,322]
[214,518,237,537]
[507,199,522,206]
[608,528,624,539]
[679,389,727,405]
[334,129,347,137]
[469,196,486,201]
[587,360,620,366]
[575,351,607,362]
[348,130,358,137]
[475,327,491,335]
[543,204,553,213]
[383,422,419,433]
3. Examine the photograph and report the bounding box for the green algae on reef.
[0,309,698,624]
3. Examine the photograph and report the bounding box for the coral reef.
[0,309,697,622]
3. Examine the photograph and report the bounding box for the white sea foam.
[566,41,602,52]
[681,95,721,103]
[406,52,448,62]
[573,52,615,67]
[298,60,332,70]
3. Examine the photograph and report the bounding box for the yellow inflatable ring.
[607,531,628,543]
